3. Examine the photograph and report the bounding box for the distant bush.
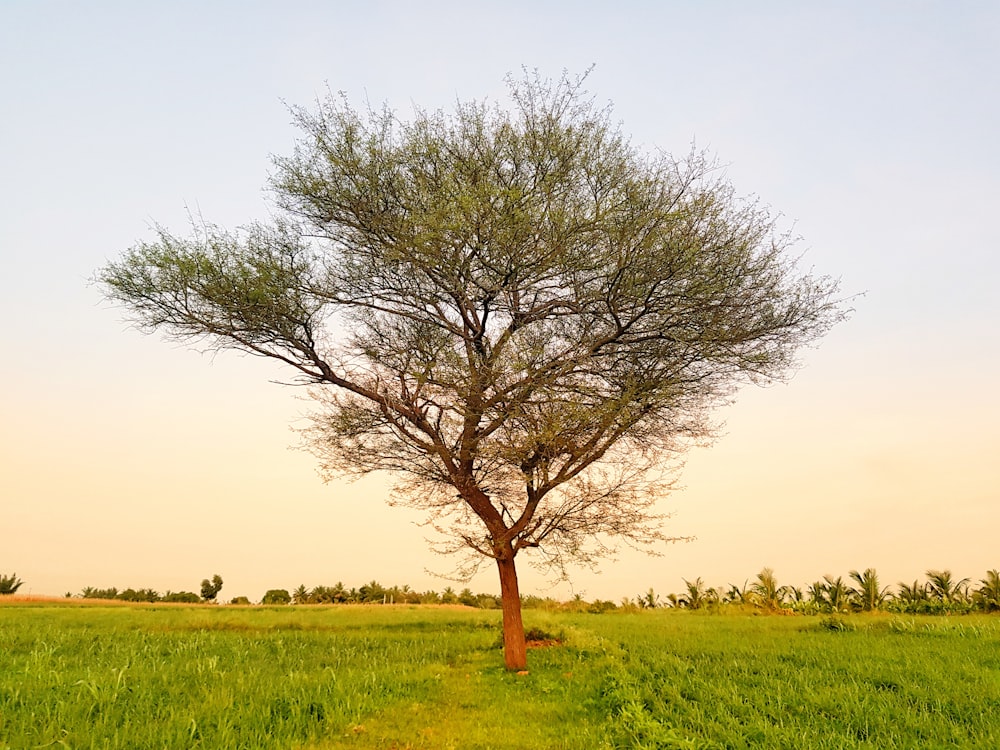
[229,596,252,605]
[262,589,291,605]
[818,616,857,632]
[80,587,120,600]
[161,591,201,603]
[474,593,500,609]
[494,625,563,649]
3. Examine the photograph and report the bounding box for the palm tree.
[925,569,970,603]
[637,588,660,609]
[292,584,309,605]
[822,575,851,613]
[807,581,827,610]
[0,573,24,595]
[309,585,334,603]
[849,568,891,612]
[682,578,708,610]
[896,579,929,609]
[974,570,1000,612]
[726,580,756,607]
[331,581,348,603]
[752,567,789,610]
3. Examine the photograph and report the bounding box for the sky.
[2,1,998,603]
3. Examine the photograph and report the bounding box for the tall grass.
[580,612,1000,748]
[0,605,496,748]
[2,604,998,748]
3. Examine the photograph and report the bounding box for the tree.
[751,567,789,610]
[787,586,805,605]
[200,574,224,601]
[681,577,708,609]
[307,583,348,603]
[359,580,387,603]
[681,577,719,609]
[726,580,756,607]
[821,575,852,613]
[262,588,291,605]
[925,569,970,604]
[974,570,1000,612]
[848,567,890,612]
[637,588,660,609]
[98,71,844,670]
[806,580,827,610]
[896,579,930,610]
[161,591,201,603]
[119,587,160,603]
[0,573,24,595]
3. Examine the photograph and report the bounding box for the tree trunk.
[496,552,527,670]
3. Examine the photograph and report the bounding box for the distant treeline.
[74,587,202,603]
[68,575,224,604]
[642,567,1000,616]
[56,567,1000,615]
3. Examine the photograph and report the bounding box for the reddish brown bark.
[496,552,527,671]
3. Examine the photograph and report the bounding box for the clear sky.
[2,1,997,603]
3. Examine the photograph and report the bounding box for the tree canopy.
[99,71,845,668]
[200,574,223,601]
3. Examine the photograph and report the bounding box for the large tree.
[99,72,844,669]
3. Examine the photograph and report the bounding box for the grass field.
[2,601,999,749]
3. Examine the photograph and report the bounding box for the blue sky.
[2,2,997,601]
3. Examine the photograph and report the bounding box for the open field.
[2,602,999,749]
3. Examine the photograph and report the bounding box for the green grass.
[1,603,999,748]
